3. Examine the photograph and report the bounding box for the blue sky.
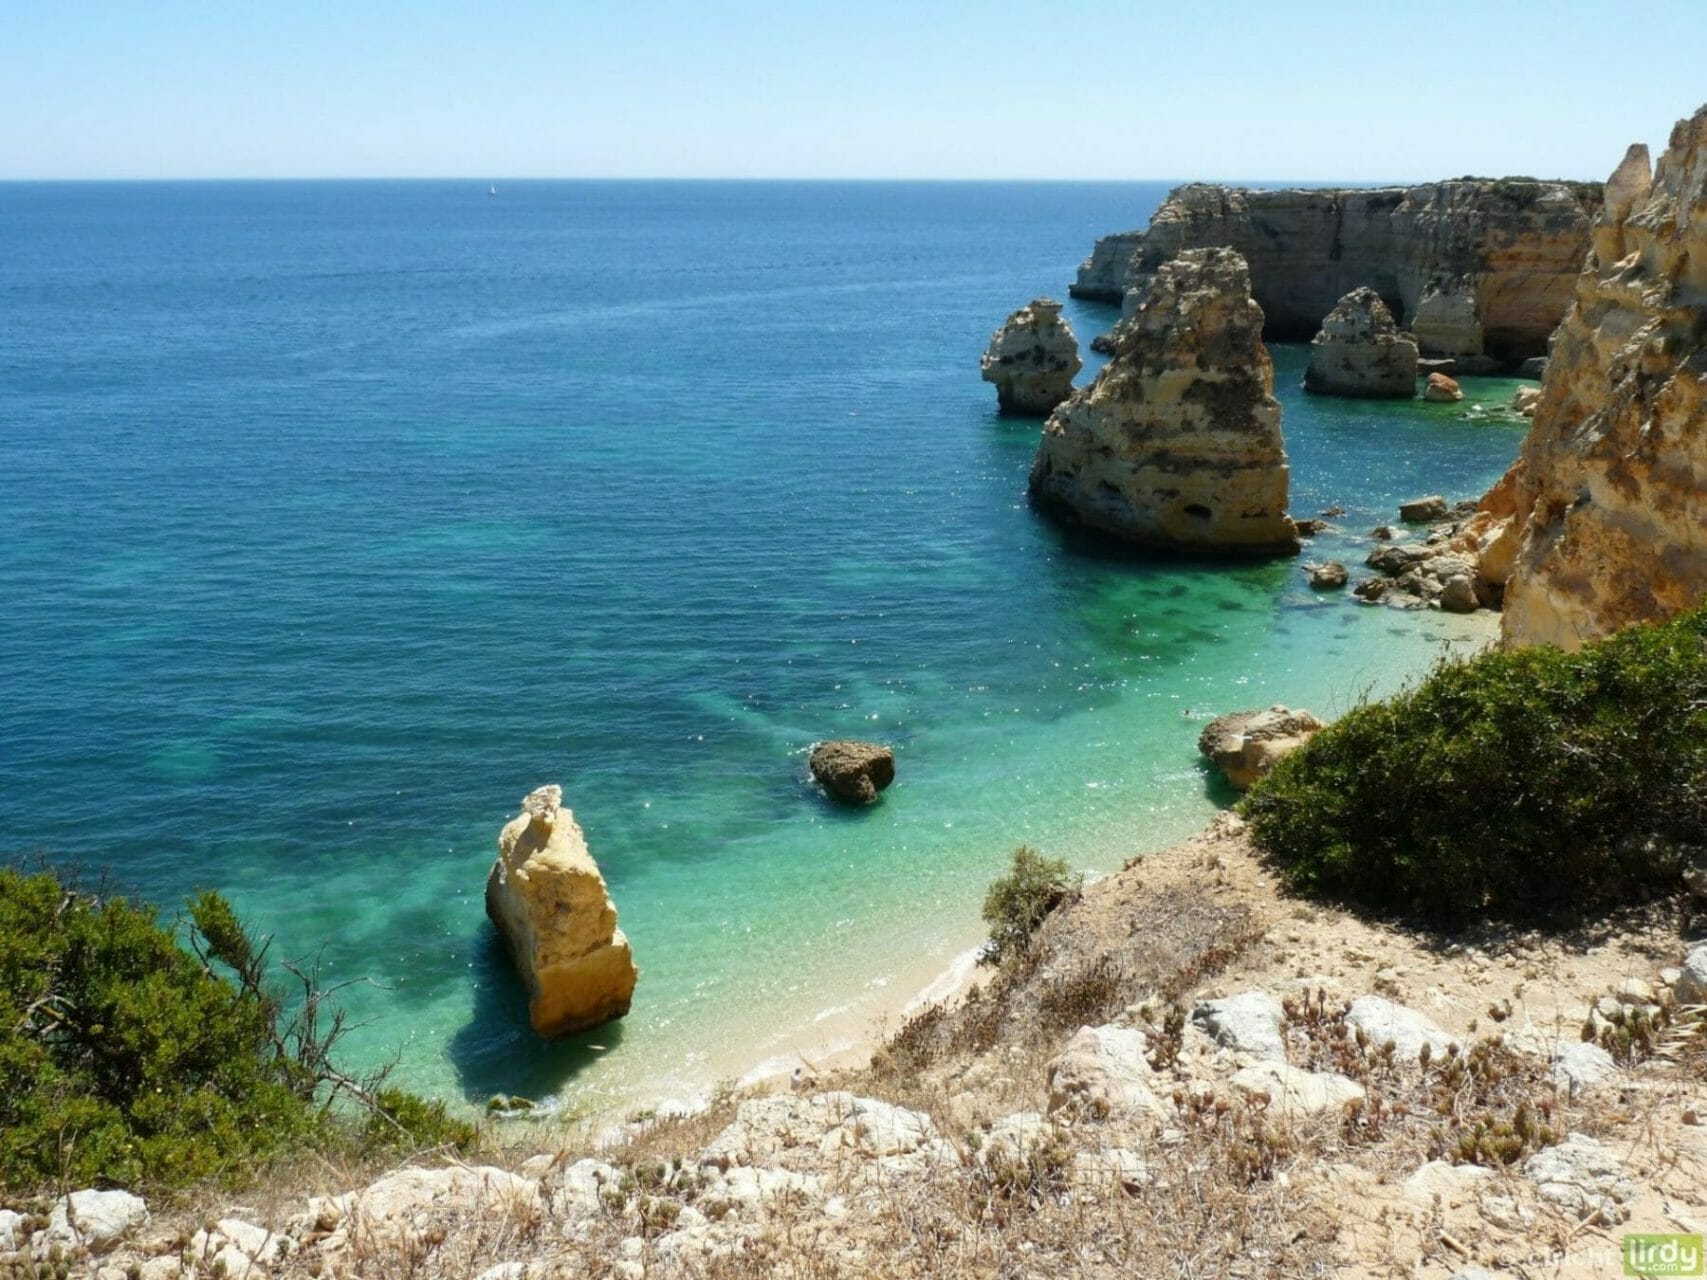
[4,1,1703,180]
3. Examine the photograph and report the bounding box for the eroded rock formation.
[486,784,638,1038]
[980,298,1082,414]
[1198,705,1326,791]
[808,740,895,805]
[1473,108,1707,648]
[1072,179,1602,367]
[1303,287,1418,397]
[1029,248,1299,555]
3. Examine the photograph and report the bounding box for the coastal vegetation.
[1243,605,1707,923]
[979,845,1081,963]
[0,867,473,1193]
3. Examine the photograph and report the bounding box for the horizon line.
[0,173,1596,186]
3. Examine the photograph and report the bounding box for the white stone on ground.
[1524,1133,1639,1223]
[1231,1061,1364,1115]
[1192,990,1287,1060]
[1344,995,1456,1062]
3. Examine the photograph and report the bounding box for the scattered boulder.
[1294,517,1330,537]
[808,740,895,805]
[486,784,639,1038]
[43,1190,148,1254]
[1549,1041,1618,1098]
[1367,542,1433,574]
[1524,1133,1638,1224]
[1439,575,1479,613]
[1676,943,1707,1006]
[1511,385,1542,417]
[1423,372,1464,403]
[1399,495,1449,523]
[1306,560,1349,589]
[1198,706,1326,791]
[1067,1147,1150,1194]
[1519,356,1547,379]
[1192,991,1287,1060]
[1231,1061,1365,1115]
[1302,287,1419,398]
[1344,996,1456,1062]
[1046,1024,1166,1119]
[1029,248,1300,555]
[980,298,1082,415]
[310,1167,541,1261]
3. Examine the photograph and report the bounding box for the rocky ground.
[11,815,1707,1278]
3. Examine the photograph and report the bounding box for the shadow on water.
[445,922,629,1102]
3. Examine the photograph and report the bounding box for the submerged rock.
[1306,560,1349,589]
[1029,248,1299,555]
[808,740,895,805]
[980,298,1082,415]
[1198,705,1325,791]
[1303,287,1418,398]
[486,784,638,1039]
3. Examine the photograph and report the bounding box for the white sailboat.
[488,184,497,197]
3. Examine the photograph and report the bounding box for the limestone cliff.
[980,298,1082,414]
[1029,248,1299,555]
[1071,179,1602,366]
[1478,107,1707,649]
[486,784,638,1038]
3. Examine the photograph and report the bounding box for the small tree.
[981,846,1082,962]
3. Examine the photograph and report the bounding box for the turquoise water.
[0,181,1527,1111]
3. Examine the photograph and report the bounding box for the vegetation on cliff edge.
[1243,604,1707,924]
[0,867,474,1193]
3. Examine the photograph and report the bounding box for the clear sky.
[4,1,1704,181]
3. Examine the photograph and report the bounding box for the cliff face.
[1485,107,1707,649]
[1071,180,1602,365]
[1029,247,1298,555]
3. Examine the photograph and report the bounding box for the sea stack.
[1303,287,1418,398]
[1481,108,1707,649]
[1029,248,1299,555]
[485,784,638,1039]
[980,298,1082,415]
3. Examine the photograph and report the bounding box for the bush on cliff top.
[0,868,473,1192]
[981,846,1082,962]
[1243,606,1707,925]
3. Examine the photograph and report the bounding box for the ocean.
[0,180,1526,1113]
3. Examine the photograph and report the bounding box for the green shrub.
[981,846,1082,961]
[0,868,472,1192]
[1242,606,1707,924]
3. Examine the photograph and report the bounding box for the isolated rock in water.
[486,784,639,1038]
[1307,560,1349,589]
[1525,1134,1638,1223]
[980,298,1083,414]
[1345,996,1455,1062]
[1511,385,1542,417]
[44,1189,149,1253]
[1071,179,1601,364]
[808,740,895,804]
[1439,575,1479,613]
[1192,991,1287,1060]
[1231,1061,1365,1115]
[1519,356,1548,378]
[1478,110,1707,648]
[1422,372,1464,403]
[1399,495,1449,523]
[1198,705,1325,791]
[1030,248,1300,555]
[1046,1024,1166,1119]
[1303,287,1418,398]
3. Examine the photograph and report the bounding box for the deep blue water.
[0,181,1526,1109]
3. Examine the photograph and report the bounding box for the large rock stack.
[1473,107,1707,648]
[485,784,638,1038]
[980,298,1082,414]
[1029,248,1299,555]
[1303,287,1419,398]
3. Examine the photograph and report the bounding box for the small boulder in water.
[809,740,896,805]
[1423,372,1464,403]
[1198,706,1326,791]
